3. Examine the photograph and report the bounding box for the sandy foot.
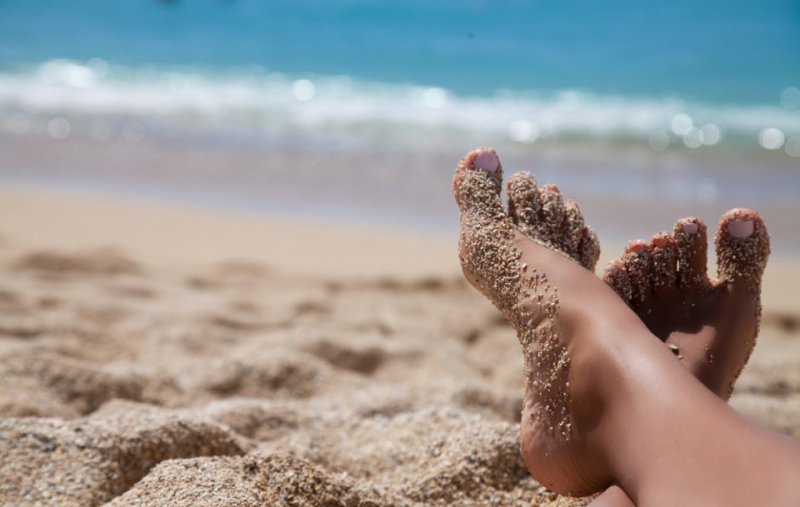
[454,147,647,495]
[603,210,770,398]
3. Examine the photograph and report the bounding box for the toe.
[715,208,770,290]
[560,200,586,257]
[673,217,709,289]
[603,260,632,303]
[576,226,600,271]
[453,147,505,220]
[649,232,678,294]
[537,184,567,241]
[507,171,541,231]
[454,148,520,308]
[621,240,653,305]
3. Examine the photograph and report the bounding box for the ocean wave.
[1,59,799,152]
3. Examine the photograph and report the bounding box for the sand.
[0,188,798,506]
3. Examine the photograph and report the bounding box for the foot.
[453,148,653,496]
[602,211,770,399]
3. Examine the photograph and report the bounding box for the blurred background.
[1,0,798,255]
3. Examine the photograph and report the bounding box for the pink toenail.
[727,219,754,239]
[681,222,699,235]
[474,151,499,173]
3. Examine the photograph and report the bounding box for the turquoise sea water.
[1,0,799,102]
[0,1,799,252]
[1,0,799,144]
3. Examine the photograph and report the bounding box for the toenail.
[727,219,754,239]
[474,151,499,173]
[681,222,699,235]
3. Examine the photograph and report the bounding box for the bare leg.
[453,147,800,505]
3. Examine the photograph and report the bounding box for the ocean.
[1,0,799,253]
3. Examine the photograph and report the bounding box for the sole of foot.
[602,209,770,398]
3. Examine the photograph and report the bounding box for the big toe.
[453,147,504,219]
[715,209,770,290]
[454,148,519,303]
[673,217,709,289]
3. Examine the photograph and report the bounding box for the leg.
[454,148,800,505]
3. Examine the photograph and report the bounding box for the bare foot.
[602,211,770,399]
[453,147,642,495]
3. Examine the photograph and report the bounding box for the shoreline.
[2,126,799,258]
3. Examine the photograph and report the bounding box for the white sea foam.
[1,59,799,149]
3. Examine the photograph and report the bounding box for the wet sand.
[0,189,798,506]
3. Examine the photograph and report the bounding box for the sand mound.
[304,338,387,374]
[111,402,587,506]
[202,351,331,399]
[0,401,244,506]
[201,398,303,442]
[0,351,146,417]
[261,406,541,505]
[103,402,576,507]
[109,453,394,507]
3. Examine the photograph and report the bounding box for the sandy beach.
[0,188,798,506]
[2,2,799,504]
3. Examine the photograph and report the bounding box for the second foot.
[603,210,770,399]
